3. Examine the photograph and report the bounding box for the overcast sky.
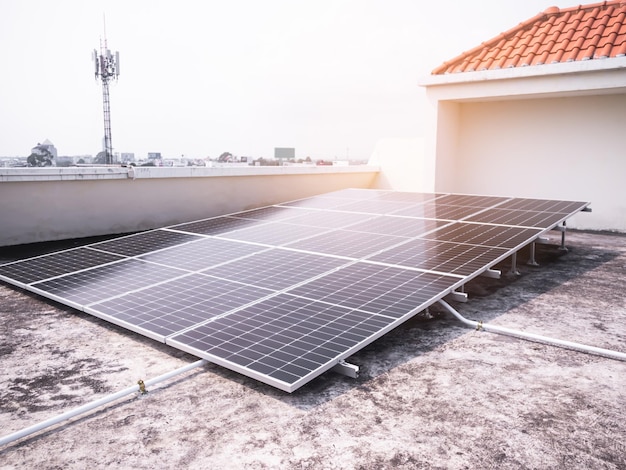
[1,0,560,159]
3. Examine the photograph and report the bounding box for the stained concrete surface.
[0,230,625,469]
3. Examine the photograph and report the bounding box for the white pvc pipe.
[0,359,207,447]
[438,300,626,361]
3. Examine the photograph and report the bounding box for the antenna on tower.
[93,14,120,165]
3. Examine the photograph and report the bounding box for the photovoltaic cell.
[0,247,125,285]
[368,239,509,276]
[88,274,273,340]
[435,194,509,207]
[331,199,413,215]
[285,262,460,318]
[464,208,572,228]
[230,206,303,222]
[168,293,398,392]
[139,237,266,271]
[217,222,329,246]
[0,189,591,392]
[201,248,350,290]
[344,215,449,238]
[278,197,354,210]
[393,203,485,220]
[422,222,542,249]
[31,259,185,306]
[170,216,259,236]
[376,191,443,203]
[287,229,405,258]
[91,229,202,257]
[285,210,374,229]
[497,198,589,213]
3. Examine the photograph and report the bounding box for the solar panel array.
[0,189,590,392]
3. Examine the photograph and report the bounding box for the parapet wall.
[0,165,379,247]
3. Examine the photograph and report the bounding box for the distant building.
[274,148,295,160]
[120,152,135,163]
[147,152,162,160]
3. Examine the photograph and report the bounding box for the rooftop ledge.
[419,55,626,87]
[0,164,380,182]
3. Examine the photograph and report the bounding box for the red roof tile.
[432,1,626,74]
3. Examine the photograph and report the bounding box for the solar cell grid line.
[421,222,543,250]
[281,209,375,229]
[167,216,260,236]
[227,205,304,222]
[167,293,400,392]
[29,258,187,308]
[90,229,203,257]
[215,221,333,246]
[284,262,461,319]
[376,191,444,203]
[329,199,415,216]
[366,239,510,277]
[463,208,577,229]
[0,247,126,286]
[497,198,590,213]
[434,194,511,208]
[317,188,384,199]
[86,273,274,342]
[138,237,268,272]
[277,196,358,210]
[286,229,408,259]
[392,203,487,221]
[200,248,351,290]
[342,215,450,238]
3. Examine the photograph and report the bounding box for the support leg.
[507,252,521,276]
[527,242,539,267]
[559,221,568,252]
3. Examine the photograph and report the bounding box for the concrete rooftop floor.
[0,230,625,469]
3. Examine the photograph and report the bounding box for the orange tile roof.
[432,1,626,74]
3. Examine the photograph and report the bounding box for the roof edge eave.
[419,56,626,87]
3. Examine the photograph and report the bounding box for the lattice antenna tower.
[92,16,120,165]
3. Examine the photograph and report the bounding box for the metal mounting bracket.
[332,360,359,379]
[446,290,468,302]
[481,268,501,279]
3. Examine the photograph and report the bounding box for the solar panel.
[168,293,400,392]
[0,189,590,392]
[367,239,509,277]
[0,247,125,286]
[201,248,350,290]
[87,274,273,341]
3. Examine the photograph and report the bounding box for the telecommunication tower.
[92,23,119,165]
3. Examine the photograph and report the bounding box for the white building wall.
[421,60,626,232]
[0,166,378,246]
[438,94,626,231]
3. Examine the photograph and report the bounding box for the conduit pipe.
[438,300,626,361]
[0,359,208,447]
